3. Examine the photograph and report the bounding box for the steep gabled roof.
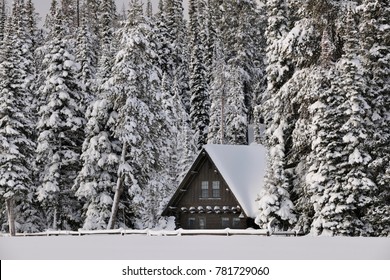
[163,144,268,218]
[204,144,267,218]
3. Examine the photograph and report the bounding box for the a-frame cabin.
[162,144,267,229]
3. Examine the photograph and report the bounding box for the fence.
[6,227,300,237]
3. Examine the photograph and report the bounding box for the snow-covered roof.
[204,144,268,218]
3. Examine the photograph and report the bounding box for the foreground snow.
[0,234,389,260]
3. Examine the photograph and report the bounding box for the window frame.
[212,181,221,198]
[200,181,209,198]
[188,217,196,229]
[221,217,230,229]
[232,218,241,229]
[199,217,206,229]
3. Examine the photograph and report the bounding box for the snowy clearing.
[1,235,389,260]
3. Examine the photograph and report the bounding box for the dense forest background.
[0,0,388,236]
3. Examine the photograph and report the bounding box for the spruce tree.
[207,41,225,144]
[76,12,98,106]
[329,9,374,235]
[225,66,248,145]
[74,96,120,230]
[97,0,116,83]
[0,0,6,43]
[35,11,85,230]
[255,0,296,230]
[359,0,390,236]
[106,0,167,229]
[189,0,210,150]
[0,1,38,233]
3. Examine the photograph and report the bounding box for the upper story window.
[201,181,209,198]
[212,181,220,198]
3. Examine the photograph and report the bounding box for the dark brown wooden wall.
[177,157,240,208]
[178,213,247,229]
[175,156,248,229]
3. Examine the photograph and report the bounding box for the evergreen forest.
[0,0,388,236]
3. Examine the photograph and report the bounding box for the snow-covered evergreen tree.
[106,0,169,229]
[72,0,120,230]
[76,11,98,106]
[225,66,248,145]
[255,0,296,230]
[189,0,210,150]
[207,41,226,144]
[97,0,116,83]
[155,0,190,113]
[0,0,7,43]
[359,0,390,236]
[60,0,77,30]
[331,9,375,235]
[74,96,120,230]
[35,11,85,230]
[0,0,41,233]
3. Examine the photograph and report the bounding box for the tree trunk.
[53,207,57,230]
[6,198,16,236]
[76,0,80,27]
[107,142,127,229]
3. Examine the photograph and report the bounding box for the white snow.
[99,193,113,205]
[0,234,389,260]
[349,148,363,164]
[204,144,268,218]
[64,60,76,69]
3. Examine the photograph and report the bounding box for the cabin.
[162,144,267,230]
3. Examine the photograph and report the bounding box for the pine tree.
[255,118,297,230]
[189,0,210,150]
[0,0,39,233]
[207,41,225,144]
[255,0,296,230]
[0,0,6,43]
[305,64,345,236]
[45,0,59,40]
[76,12,98,106]
[328,9,374,235]
[60,0,77,30]
[225,66,248,145]
[154,0,189,113]
[74,97,120,230]
[83,0,100,36]
[35,11,85,230]
[106,0,167,229]
[97,0,116,83]
[359,0,390,236]
[205,0,222,85]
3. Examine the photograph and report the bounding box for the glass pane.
[188,218,195,229]
[212,181,220,198]
[201,181,208,198]
[232,218,241,229]
[222,217,230,228]
[199,217,206,229]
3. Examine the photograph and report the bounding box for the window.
[188,218,195,229]
[222,217,230,228]
[199,217,206,229]
[212,181,220,198]
[232,218,241,229]
[201,181,209,198]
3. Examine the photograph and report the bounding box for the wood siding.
[171,155,250,229]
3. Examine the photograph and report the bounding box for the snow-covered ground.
[1,235,389,260]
